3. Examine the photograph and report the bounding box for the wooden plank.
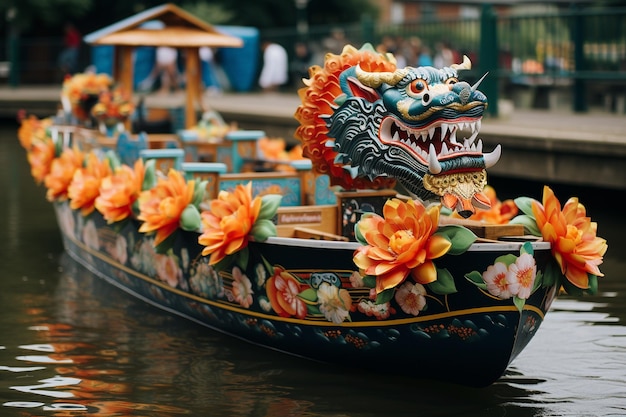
[439,216,525,240]
[275,205,338,237]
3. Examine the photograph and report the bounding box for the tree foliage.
[1,0,378,36]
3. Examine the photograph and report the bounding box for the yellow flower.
[68,152,112,216]
[95,159,145,223]
[532,186,607,289]
[198,182,262,265]
[353,198,451,294]
[137,169,195,247]
[44,147,84,202]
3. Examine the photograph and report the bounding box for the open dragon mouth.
[379,116,500,174]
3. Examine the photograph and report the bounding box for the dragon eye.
[445,78,458,86]
[408,79,428,96]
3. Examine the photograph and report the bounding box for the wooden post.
[117,46,134,132]
[184,47,201,129]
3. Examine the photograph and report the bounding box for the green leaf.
[307,304,321,315]
[106,150,121,170]
[435,225,477,255]
[428,267,457,295]
[513,295,525,312]
[494,254,517,267]
[514,196,536,217]
[180,204,201,231]
[587,274,598,295]
[142,159,157,190]
[561,277,584,297]
[354,221,366,245]
[154,230,177,254]
[298,288,318,303]
[251,218,277,242]
[532,270,544,292]
[465,270,487,290]
[542,259,561,288]
[375,288,394,304]
[213,254,234,272]
[192,180,207,207]
[520,241,534,256]
[362,275,376,288]
[236,246,250,271]
[509,214,541,237]
[258,194,282,220]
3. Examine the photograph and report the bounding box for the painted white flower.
[232,266,253,308]
[358,299,392,319]
[155,253,182,288]
[82,220,99,250]
[58,204,75,238]
[258,296,272,312]
[106,235,128,265]
[482,262,514,299]
[255,263,267,287]
[507,253,537,299]
[317,282,350,324]
[394,282,427,316]
[349,271,364,288]
[131,238,157,276]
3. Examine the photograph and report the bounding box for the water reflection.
[2,121,626,416]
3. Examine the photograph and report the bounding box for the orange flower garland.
[137,169,196,247]
[68,152,112,216]
[354,198,452,294]
[294,44,398,190]
[95,159,145,224]
[531,186,607,289]
[198,182,262,265]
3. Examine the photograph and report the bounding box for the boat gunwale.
[262,235,551,251]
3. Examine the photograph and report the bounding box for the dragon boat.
[17,41,607,387]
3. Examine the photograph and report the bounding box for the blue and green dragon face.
[325,56,500,217]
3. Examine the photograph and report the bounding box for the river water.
[1,120,625,416]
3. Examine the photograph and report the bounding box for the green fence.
[264,4,626,115]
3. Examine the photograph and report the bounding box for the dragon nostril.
[422,93,431,105]
[459,87,470,104]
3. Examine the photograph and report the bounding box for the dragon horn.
[450,55,472,70]
[355,65,408,88]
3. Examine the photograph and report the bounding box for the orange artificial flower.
[198,182,262,265]
[44,146,84,202]
[137,169,195,247]
[91,87,135,124]
[68,152,112,216]
[354,198,452,294]
[27,136,57,184]
[95,159,145,223]
[18,115,52,150]
[532,186,607,289]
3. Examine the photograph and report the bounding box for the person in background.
[289,41,313,89]
[138,46,180,94]
[258,40,288,93]
[58,23,81,76]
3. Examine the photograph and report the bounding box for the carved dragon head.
[294,44,501,218]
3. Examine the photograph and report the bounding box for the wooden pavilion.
[83,3,243,129]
